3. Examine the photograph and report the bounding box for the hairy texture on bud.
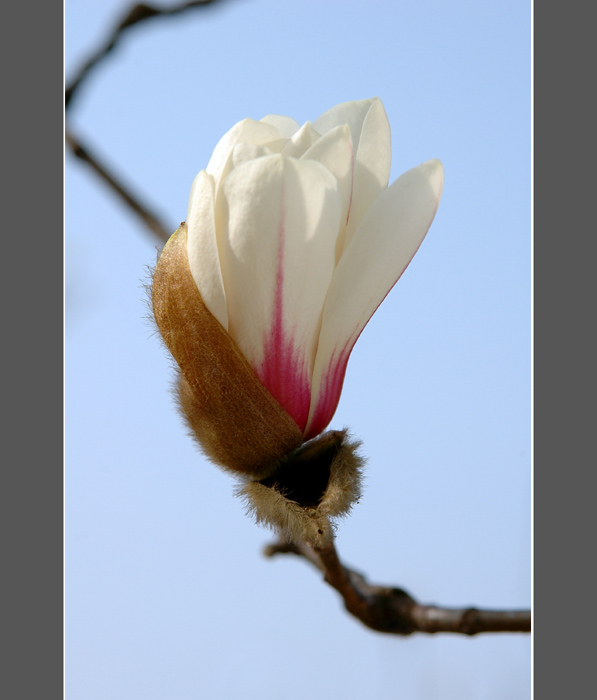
[238,430,364,548]
[152,224,304,479]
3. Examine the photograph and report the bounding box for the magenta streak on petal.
[304,343,351,440]
[257,202,312,434]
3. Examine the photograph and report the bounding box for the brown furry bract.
[152,224,304,479]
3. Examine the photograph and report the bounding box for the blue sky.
[66,1,531,698]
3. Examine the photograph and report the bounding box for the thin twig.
[66,1,226,109]
[264,539,531,636]
[65,127,173,243]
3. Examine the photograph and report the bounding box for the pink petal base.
[257,231,311,434]
[304,345,351,440]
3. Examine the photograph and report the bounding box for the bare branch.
[65,1,227,109]
[65,127,173,243]
[264,539,531,636]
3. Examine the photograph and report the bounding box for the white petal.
[301,124,354,263]
[186,170,228,329]
[281,121,321,158]
[340,98,392,253]
[313,98,388,157]
[260,114,301,137]
[231,142,273,170]
[305,159,444,438]
[217,154,342,432]
[206,118,288,190]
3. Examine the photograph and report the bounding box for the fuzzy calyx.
[238,430,364,548]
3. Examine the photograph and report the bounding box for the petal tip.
[418,158,444,199]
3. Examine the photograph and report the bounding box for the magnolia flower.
[152,98,443,545]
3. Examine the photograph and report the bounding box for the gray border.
[534,1,592,697]
[5,3,63,699]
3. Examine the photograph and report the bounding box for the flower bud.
[151,98,443,545]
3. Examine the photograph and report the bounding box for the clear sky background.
[66,1,531,698]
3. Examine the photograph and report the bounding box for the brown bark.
[265,539,531,636]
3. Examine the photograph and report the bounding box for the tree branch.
[264,539,531,636]
[66,1,227,109]
[65,127,173,243]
